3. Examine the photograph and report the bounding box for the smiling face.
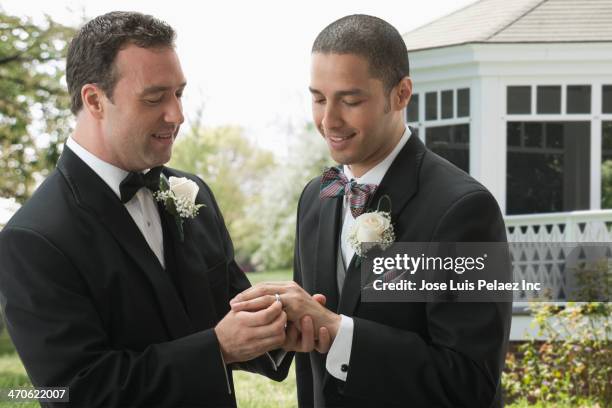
[97,44,186,171]
[310,52,409,177]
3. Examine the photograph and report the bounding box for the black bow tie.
[119,167,163,203]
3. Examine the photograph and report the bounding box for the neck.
[73,115,124,170]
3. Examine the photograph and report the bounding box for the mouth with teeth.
[326,132,356,150]
[152,132,173,139]
[151,129,177,146]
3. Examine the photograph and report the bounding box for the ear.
[393,77,413,111]
[81,83,106,120]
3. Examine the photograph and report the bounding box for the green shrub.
[503,261,611,405]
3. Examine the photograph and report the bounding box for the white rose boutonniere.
[154,174,205,241]
[347,195,395,258]
[168,176,199,208]
[348,210,395,257]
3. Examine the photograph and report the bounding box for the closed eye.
[144,97,163,105]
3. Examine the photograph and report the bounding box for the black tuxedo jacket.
[0,147,283,407]
[287,135,512,407]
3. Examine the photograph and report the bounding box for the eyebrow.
[140,82,187,96]
[308,87,367,97]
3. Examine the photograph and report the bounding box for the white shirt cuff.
[325,314,353,381]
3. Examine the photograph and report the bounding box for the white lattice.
[505,210,612,302]
[506,210,612,243]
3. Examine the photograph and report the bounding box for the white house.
[402,0,612,339]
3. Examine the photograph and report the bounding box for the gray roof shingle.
[403,0,612,51]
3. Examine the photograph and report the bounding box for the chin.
[328,150,352,166]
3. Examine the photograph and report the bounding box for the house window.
[506,121,590,215]
[507,86,531,114]
[603,121,612,209]
[603,85,612,114]
[426,124,469,173]
[425,92,437,120]
[441,90,453,119]
[537,86,561,114]
[457,88,470,117]
[566,85,591,114]
[406,93,419,123]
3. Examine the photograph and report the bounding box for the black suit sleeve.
[0,227,232,407]
[340,191,511,407]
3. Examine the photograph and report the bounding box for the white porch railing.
[504,209,612,340]
[505,209,612,243]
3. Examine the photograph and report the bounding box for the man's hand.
[214,300,286,364]
[283,294,332,353]
[284,314,332,353]
[230,281,341,340]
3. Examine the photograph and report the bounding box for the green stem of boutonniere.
[174,217,185,242]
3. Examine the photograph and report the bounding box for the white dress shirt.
[326,126,411,381]
[65,137,165,268]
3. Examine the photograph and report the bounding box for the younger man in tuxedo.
[232,14,512,407]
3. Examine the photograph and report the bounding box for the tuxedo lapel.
[57,147,194,339]
[337,133,426,316]
[157,169,218,332]
[314,194,342,313]
[369,131,425,222]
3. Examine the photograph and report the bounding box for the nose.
[321,102,343,131]
[165,96,184,125]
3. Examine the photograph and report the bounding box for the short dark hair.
[312,14,410,93]
[66,11,176,114]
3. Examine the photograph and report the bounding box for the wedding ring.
[274,293,282,305]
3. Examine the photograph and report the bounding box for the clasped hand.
[214,281,340,364]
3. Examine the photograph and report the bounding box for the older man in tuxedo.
[0,11,327,407]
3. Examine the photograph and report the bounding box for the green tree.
[169,122,275,268]
[252,124,332,271]
[0,11,75,202]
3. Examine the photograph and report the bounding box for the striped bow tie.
[319,166,378,218]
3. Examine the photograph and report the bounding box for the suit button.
[340,364,348,372]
